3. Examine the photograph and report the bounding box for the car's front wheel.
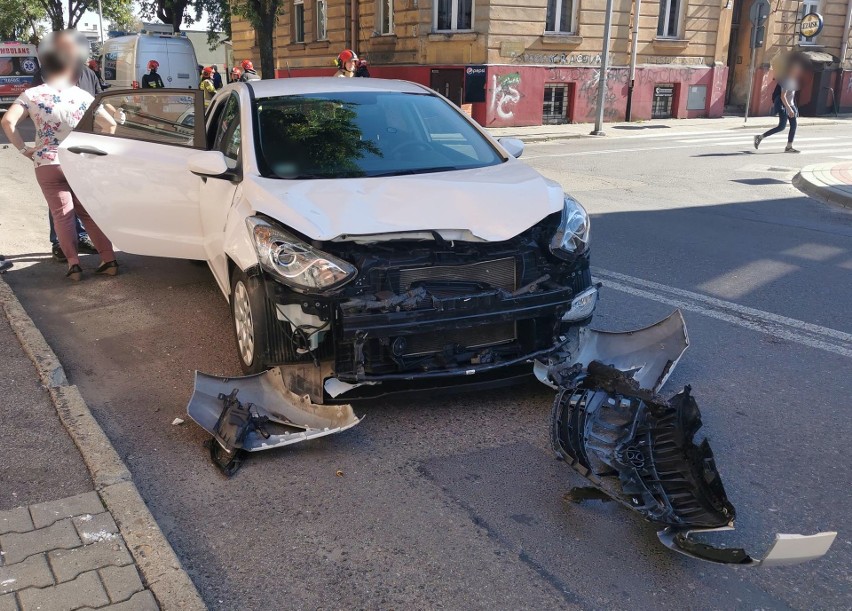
[230,267,270,375]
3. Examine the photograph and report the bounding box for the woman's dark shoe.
[52,243,67,262]
[66,264,83,281]
[95,260,119,276]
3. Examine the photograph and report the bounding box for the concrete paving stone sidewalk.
[487,113,852,142]
[794,161,852,210]
[0,314,159,610]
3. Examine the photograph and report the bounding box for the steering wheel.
[387,140,432,159]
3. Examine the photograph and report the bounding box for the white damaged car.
[60,78,602,399]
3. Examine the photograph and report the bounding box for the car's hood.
[243,161,564,242]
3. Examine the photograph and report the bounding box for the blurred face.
[54,31,86,64]
[344,59,356,72]
[788,63,803,80]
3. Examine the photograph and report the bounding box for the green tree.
[107,6,141,33]
[37,0,134,32]
[0,0,46,41]
[231,0,282,79]
[138,0,230,50]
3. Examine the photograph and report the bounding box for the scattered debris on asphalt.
[171,417,185,426]
[550,359,836,566]
[336,470,344,477]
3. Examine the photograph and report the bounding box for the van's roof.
[235,77,431,99]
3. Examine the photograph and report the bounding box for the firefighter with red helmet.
[239,59,260,82]
[335,49,357,77]
[141,60,164,89]
[200,66,216,104]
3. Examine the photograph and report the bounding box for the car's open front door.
[59,88,207,260]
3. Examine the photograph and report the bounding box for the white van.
[101,34,199,90]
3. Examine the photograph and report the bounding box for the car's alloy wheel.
[233,280,255,367]
[230,267,270,375]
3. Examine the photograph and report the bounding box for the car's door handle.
[67,146,108,156]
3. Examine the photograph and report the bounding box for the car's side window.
[91,92,198,148]
[212,94,241,169]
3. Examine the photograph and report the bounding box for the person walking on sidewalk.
[754,53,809,154]
[1,47,119,281]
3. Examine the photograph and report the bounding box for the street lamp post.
[592,0,615,135]
[96,0,105,46]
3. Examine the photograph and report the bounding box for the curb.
[793,171,852,210]
[0,278,207,610]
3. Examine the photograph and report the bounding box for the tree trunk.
[257,9,275,79]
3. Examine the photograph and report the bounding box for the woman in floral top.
[1,47,117,281]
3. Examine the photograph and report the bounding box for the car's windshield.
[254,91,504,179]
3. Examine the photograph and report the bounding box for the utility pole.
[625,0,642,121]
[591,0,615,135]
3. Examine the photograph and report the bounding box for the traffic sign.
[749,0,770,26]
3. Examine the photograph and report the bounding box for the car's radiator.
[400,321,517,357]
[398,257,517,292]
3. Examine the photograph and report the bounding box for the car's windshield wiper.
[367,166,459,178]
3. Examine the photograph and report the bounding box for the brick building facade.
[230,0,852,126]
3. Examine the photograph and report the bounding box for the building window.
[546,0,576,34]
[378,0,394,34]
[656,0,681,38]
[293,0,305,43]
[799,0,820,44]
[317,0,328,39]
[434,0,473,32]
[542,84,570,124]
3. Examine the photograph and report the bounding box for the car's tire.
[230,267,270,375]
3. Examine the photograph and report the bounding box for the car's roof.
[242,77,433,98]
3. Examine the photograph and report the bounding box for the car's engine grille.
[398,257,517,292]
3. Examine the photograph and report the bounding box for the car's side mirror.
[498,137,524,159]
[188,151,229,177]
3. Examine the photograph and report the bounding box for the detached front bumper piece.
[187,369,361,475]
[551,360,836,566]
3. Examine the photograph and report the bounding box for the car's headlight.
[246,217,356,292]
[549,196,590,260]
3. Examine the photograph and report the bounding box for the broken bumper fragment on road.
[187,370,362,475]
[548,351,836,566]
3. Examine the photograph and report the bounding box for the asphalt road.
[1,120,851,609]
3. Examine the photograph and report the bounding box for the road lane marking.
[593,268,852,358]
[677,136,836,144]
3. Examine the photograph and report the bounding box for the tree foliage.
[0,0,46,41]
[35,0,134,32]
[139,0,230,50]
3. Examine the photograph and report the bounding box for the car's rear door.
[59,89,208,259]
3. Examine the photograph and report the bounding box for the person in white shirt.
[1,47,118,281]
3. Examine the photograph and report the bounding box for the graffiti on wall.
[516,52,611,66]
[490,72,522,120]
[644,56,708,66]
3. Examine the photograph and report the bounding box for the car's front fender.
[223,194,261,288]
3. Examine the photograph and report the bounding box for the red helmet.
[241,59,254,71]
[202,66,213,78]
[336,49,358,68]
[87,59,98,71]
[231,67,242,76]
[147,59,159,71]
